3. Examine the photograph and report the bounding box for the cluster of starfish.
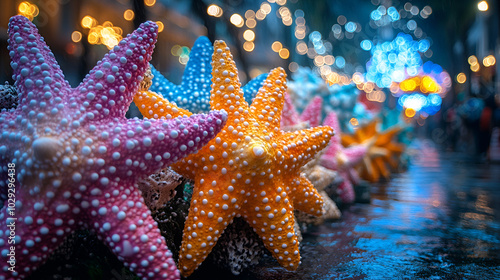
[0,15,338,279]
[134,40,334,276]
[148,36,267,114]
[0,14,406,280]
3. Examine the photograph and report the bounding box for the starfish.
[149,36,267,114]
[320,112,366,203]
[340,119,404,183]
[0,16,227,280]
[280,93,322,130]
[134,41,334,277]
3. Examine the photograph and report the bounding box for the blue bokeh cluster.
[398,93,442,116]
[365,33,430,88]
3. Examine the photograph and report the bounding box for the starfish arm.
[91,184,180,280]
[361,155,380,182]
[176,37,213,113]
[209,41,248,115]
[356,120,378,142]
[323,112,342,145]
[180,37,212,89]
[373,156,390,179]
[75,21,158,121]
[99,112,225,177]
[242,187,301,270]
[289,175,324,216]
[300,96,323,127]
[280,92,300,128]
[134,90,192,119]
[341,133,359,148]
[346,168,361,185]
[7,16,70,116]
[250,68,287,133]
[149,65,177,101]
[178,179,237,276]
[375,126,402,146]
[0,185,77,279]
[386,142,405,155]
[343,145,367,167]
[337,173,355,203]
[278,126,334,172]
[242,73,268,105]
[319,155,339,170]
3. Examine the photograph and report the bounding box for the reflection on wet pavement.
[249,143,500,279]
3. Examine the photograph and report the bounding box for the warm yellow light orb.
[230,14,244,27]
[243,30,255,41]
[279,48,290,59]
[478,1,488,11]
[207,4,223,17]
[71,31,82,43]
[456,73,467,84]
[124,9,135,21]
[271,41,282,52]
[243,41,255,52]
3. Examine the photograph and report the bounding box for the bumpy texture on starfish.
[149,36,267,113]
[134,41,334,277]
[340,120,404,183]
[320,112,366,203]
[281,93,323,130]
[0,16,227,280]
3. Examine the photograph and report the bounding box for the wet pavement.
[237,141,500,279]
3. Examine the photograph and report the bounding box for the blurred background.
[0,0,499,158]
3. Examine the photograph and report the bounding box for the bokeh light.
[230,13,244,27]
[18,1,39,21]
[272,41,282,52]
[456,73,467,84]
[71,31,82,43]
[243,41,255,52]
[124,9,135,21]
[144,0,156,7]
[207,4,223,17]
[243,30,255,41]
[477,1,489,11]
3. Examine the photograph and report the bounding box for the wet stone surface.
[239,148,500,279]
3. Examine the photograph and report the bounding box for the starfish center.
[32,137,60,162]
[252,145,265,157]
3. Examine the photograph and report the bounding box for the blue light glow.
[418,39,430,52]
[336,56,346,68]
[398,93,442,115]
[407,20,417,30]
[371,10,382,21]
[361,40,373,51]
[387,7,400,21]
[346,22,357,33]
[366,33,429,88]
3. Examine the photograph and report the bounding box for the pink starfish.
[0,16,226,280]
[281,93,322,128]
[320,112,366,204]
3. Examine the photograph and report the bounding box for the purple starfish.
[320,112,366,203]
[0,16,226,280]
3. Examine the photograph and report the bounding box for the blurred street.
[222,140,500,279]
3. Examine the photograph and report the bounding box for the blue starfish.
[149,36,267,113]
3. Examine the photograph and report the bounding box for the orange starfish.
[134,41,334,276]
[341,120,404,182]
